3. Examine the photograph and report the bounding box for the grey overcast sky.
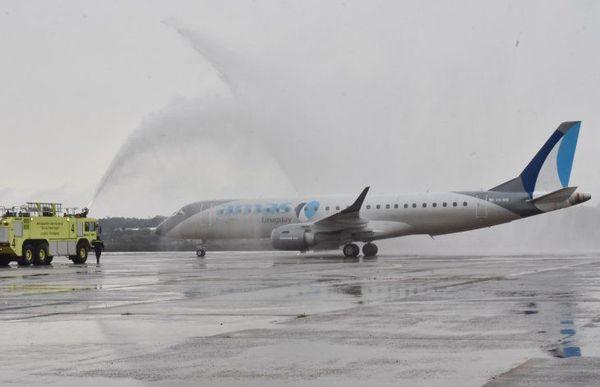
[1,1,599,217]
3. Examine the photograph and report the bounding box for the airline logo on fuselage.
[295,201,320,222]
[217,200,321,221]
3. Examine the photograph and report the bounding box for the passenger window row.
[219,200,469,215]
[217,207,293,215]
[363,201,468,210]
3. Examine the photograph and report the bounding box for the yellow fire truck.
[0,203,103,266]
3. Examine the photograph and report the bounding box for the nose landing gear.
[196,248,206,258]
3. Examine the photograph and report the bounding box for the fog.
[1,1,600,249]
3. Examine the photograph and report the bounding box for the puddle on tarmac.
[331,284,363,297]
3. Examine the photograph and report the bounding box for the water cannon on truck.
[0,202,103,266]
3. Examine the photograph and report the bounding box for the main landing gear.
[362,242,378,257]
[342,243,378,258]
[343,243,360,257]
[196,247,206,258]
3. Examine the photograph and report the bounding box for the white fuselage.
[163,192,521,245]
[156,121,591,253]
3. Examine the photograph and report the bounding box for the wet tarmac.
[2,251,600,386]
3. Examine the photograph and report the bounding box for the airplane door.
[199,204,212,226]
[476,194,488,218]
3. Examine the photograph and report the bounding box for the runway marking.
[1,295,185,321]
[507,261,595,278]
[7,284,95,295]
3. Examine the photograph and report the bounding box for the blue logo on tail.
[520,121,581,197]
[557,123,580,187]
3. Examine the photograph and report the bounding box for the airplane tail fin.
[491,121,581,198]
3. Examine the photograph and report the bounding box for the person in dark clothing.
[94,243,103,264]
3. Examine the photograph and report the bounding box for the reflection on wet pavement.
[1,251,600,386]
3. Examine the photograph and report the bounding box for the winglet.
[340,186,370,214]
[312,186,370,229]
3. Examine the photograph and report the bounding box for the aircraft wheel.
[343,243,360,258]
[196,248,206,258]
[362,243,378,257]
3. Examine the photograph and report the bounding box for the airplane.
[156,121,591,257]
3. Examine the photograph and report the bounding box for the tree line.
[98,216,196,251]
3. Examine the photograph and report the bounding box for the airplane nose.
[155,217,175,237]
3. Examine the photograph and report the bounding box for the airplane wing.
[297,186,412,244]
[311,186,370,231]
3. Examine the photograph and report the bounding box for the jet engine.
[270,224,316,251]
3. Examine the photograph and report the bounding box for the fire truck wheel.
[72,242,88,264]
[19,243,35,266]
[34,243,49,266]
[0,256,10,266]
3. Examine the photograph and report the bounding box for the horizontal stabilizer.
[527,187,577,205]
